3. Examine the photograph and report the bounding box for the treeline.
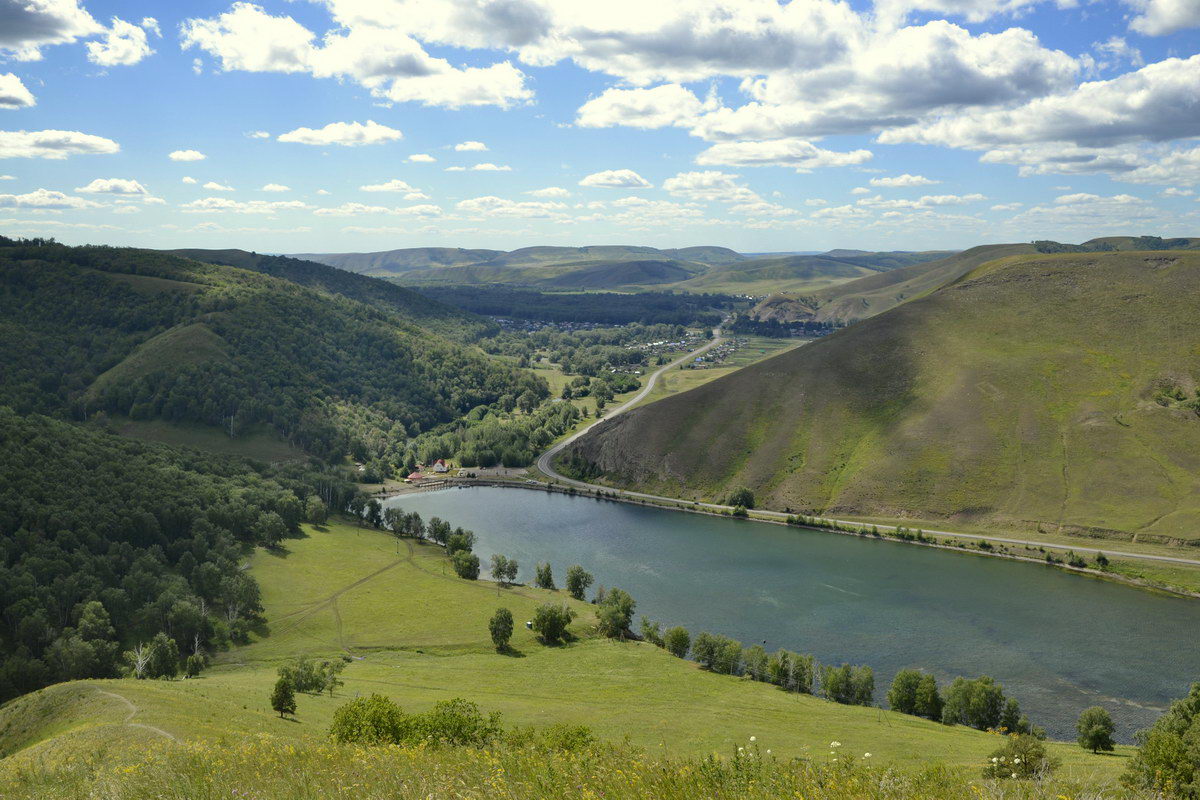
[1033,236,1194,254]
[479,323,689,376]
[0,237,545,463]
[727,316,839,338]
[413,284,732,326]
[0,409,355,702]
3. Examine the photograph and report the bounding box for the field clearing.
[632,336,807,409]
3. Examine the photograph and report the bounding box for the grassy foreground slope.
[0,521,1128,783]
[564,250,1200,543]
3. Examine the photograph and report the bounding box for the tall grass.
[0,735,1148,800]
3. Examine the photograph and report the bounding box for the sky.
[0,0,1198,254]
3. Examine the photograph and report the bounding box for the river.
[387,486,1200,741]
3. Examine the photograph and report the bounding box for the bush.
[640,618,663,646]
[726,487,755,508]
[663,626,690,658]
[596,588,635,639]
[1123,682,1200,797]
[452,551,481,580]
[330,695,502,748]
[489,608,514,651]
[330,694,407,744]
[532,603,574,644]
[565,564,593,601]
[982,733,1060,780]
[691,632,743,675]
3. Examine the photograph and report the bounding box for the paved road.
[534,329,1200,570]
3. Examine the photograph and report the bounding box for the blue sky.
[1,0,1198,253]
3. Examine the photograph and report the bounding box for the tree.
[147,632,179,680]
[185,653,205,678]
[726,486,755,508]
[914,673,944,720]
[982,734,1059,780]
[447,529,476,555]
[663,626,690,658]
[427,517,452,545]
[451,551,480,580]
[596,588,635,638]
[534,562,555,590]
[123,642,151,679]
[532,603,573,644]
[942,676,1006,730]
[489,608,514,651]
[490,554,518,585]
[271,677,296,718]
[1124,682,1200,796]
[640,617,663,646]
[565,564,593,601]
[1076,706,1116,754]
[743,645,769,681]
[305,495,327,525]
[888,669,925,715]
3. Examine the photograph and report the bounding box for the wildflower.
[749,736,756,742]
[863,753,872,758]
[738,747,744,753]
[765,750,771,756]
[1013,758,1021,764]
[991,757,999,763]
[830,741,841,748]
[1011,773,1017,779]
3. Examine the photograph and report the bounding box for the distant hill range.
[288,245,954,295]
[751,236,1200,325]
[562,244,1200,543]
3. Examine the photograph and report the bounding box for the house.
[432,459,449,473]
[406,472,424,482]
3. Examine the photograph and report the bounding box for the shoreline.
[374,478,1200,602]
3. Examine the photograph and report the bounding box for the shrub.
[330,694,408,744]
[1123,682,1200,797]
[982,734,1060,780]
[640,617,663,646]
[452,551,481,580]
[596,588,635,638]
[532,603,573,644]
[726,487,755,508]
[663,626,690,658]
[565,564,593,601]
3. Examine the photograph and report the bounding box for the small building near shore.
[432,459,449,473]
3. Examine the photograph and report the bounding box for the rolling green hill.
[288,246,503,274]
[0,238,543,461]
[676,251,952,295]
[563,250,1200,543]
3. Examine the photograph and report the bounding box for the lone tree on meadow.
[489,607,514,651]
[534,562,556,590]
[565,564,593,600]
[490,554,519,585]
[532,603,573,644]
[271,676,296,718]
[1076,706,1116,754]
[452,551,480,580]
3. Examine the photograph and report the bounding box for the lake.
[387,486,1200,741]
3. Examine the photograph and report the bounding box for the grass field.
[632,336,807,410]
[0,519,1133,788]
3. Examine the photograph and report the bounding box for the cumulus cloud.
[140,17,161,37]
[407,153,435,162]
[277,120,402,146]
[0,188,100,210]
[457,195,567,218]
[579,169,652,188]
[247,130,270,139]
[0,73,35,109]
[455,141,488,151]
[360,179,419,192]
[527,186,570,197]
[576,84,716,129]
[181,3,531,108]
[0,129,119,159]
[662,171,759,203]
[314,201,442,217]
[75,177,146,195]
[181,197,312,214]
[86,17,154,66]
[261,183,290,192]
[870,173,938,187]
[169,149,206,161]
[0,0,102,61]
[1127,0,1200,35]
[182,176,197,184]
[696,139,872,171]
[857,192,986,209]
[203,181,234,191]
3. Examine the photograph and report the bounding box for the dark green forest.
[0,237,546,462]
[412,285,731,326]
[0,408,358,702]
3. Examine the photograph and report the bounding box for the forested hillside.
[564,250,1200,541]
[0,238,545,462]
[0,408,357,702]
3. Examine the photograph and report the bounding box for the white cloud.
[169,149,206,161]
[991,202,1023,211]
[576,84,716,129]
[851,186,871,195]
[182,176,197,184]
[870,173,938,187]
[75,178,147,195]
[403,191,429,200]
[0,188,100,210]
[261,183,290,192]
[527,186,570,198]
[316,188,330,195]
[314,201,442,217]
[472,162,510,171]
[111,204,139,215]
[277,120,402,147]
[857,192,986,209]
[361,179,419,192]
[579,169,652,188]
[181,197,312,214]
[455,141,488,151]
[1127,0,1200,35]
[872,0,1076,25]
[203,181,234,191]
[457,195,568,219]
[0,175,13,180]
[662,171,759,203]
[407,153,435,162]
[0,74,36,109]
[140,17,161,37]
[181,3,531,109]
[247,130,270,139]
[1162,187,1193,196]
[0,129,119,159]
[0,0,102,61]
[86,17,153,66]
[696,139,872,172]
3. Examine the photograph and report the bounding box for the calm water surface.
[389,486,1200,740]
